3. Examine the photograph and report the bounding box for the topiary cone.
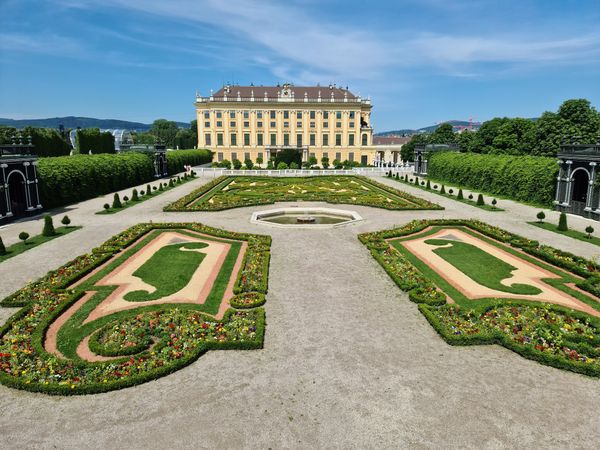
[557,212,568,231]
[112,193,122,209]
[42,214,56,237]
[0,236,6,255]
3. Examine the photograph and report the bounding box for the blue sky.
[1,0,599,130]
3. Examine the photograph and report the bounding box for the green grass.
[424,238,541,295]
[528,221,600,247]
[167,175,441,211]
[0,226,82,263]
[124,242,208,301]
[392,176,504,211]
[96,176,195,214]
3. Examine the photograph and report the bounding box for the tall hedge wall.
[75,128,115,154]
[37,153,154,209]
[428,152,557,206]
[166,149,212,175]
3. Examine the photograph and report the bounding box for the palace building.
[195,83,374,166]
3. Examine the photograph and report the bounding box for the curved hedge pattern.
[427,152,557,206]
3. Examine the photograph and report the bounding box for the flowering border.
[0,223,271,395]
[359,219,600,377]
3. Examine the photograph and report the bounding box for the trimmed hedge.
[427,152,557,206]
[75,128,115,154]
[38,153,154,209]
[166,149,213,175]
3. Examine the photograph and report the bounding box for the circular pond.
[251,207,363,228]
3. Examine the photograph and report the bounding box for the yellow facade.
[195,84,375,166]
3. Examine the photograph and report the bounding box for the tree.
[557,212,568,231]
[426,180,431,190]
[61,215,71,227]
[308,155,318,167]
[174,128,196,149]
[586,225,594,239]
[244,158,254,170]
[277,161,288,170]
[476,194,485,205]
[440,185,446,194]
[536,211,546,223]
[429,123,457,144]
[401,133,427,161]
[332,159,342,169]
[0,236,6,255]
[289,162,299,169]
[457,188,463,199]
[133,131,156,145]
[19,231,29,244]
[220,159,232,169]
[491,118,536,155]
[491,198,497,208]
[112,193,122,209]
[321,156,330,169]
[457,130,476,153]
[150,119,179,148]
[232,159,242,170]
[256,155,263,167]
[131,189,139,201]
[42,214,56,237]
[103,203,110,210]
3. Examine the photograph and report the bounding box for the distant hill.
[377,120,482,136]
[0,116,190,131]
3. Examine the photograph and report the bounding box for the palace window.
[310,111,316,119]
[244,121,250,128]
[336,152,341,161]
[349,122,354,128]
[323,152,329,158]
[296,111,302,119]
[297,121,302,128]
[230,121,236,127]
[283,111,289,119]
[244,152,251,161]
[336,122,341,128]
[283,134,290,146]
[205,134,211,146]
[309,134,316,146]
[257,133,264,146]
[323,111,329,119]
[349,111,355,119]
[284,121,289,128]
[231,152,238,161]
[230,111,236,119]
[244,133,250,146]
[323,122,328,129]
[310,152,316,158]
[362,134,368,145]
[335,134,342,146]
[270,133,277,145]
[323,134,329,146]
[216,111,222,118]
[270,111,276,119]
[204,121,210,128]
[217,133,223,146]
[230,133,238,146]
[217,152,223,161]
[297,134,302,146]
[270,121,276,128]
[336,111,342,119]
[349,152,355,162]
[204,111,210,119]
[216,121,223,128]
[349,134,355,146]
[310,122,315,128]
[257,152,263,161]
[243,111,249,119]
[257,121,263,128]
[257,111,263,119]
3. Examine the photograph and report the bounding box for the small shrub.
[244,159,254,170]
[433,185,438,189]
[289,162,299,170]
[103,203,110,211]
[476,194,484,206]
[414,176,419,185]
[395,173,399,180]
[168,179,174,187]
[276,162,289,170]
[131,189,139,201]
[159,183,164,191]
[146,184,152,196]
[19,231,29,244]
[537,211,546,223]
[139,190,145,196]
[586,225,594,239]
[557,212,568,231]
[448,189,454,195]
[457,189,463,200]
[42,214,56,237]
[440,185,446,194]
[153,186,158,191]
[421,181,425,186]
[112,193,122,209]
[468,193,473,200]
[232,159,242,170]
[123,195,129,203]
[426,180,431,189]
[61,215,71,227]
[491,198,497,207]
[0,236,6,255]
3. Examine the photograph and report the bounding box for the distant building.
[194,83,375,165]
[373,136,411,166]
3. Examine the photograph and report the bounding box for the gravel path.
[1,173,600,449]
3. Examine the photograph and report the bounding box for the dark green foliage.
[244,158,254,169]
[75,128,115,154]
[426,180,431,189]
[61,215,71,227]
[276,162,289,170]
[168,179,174,187]
[158,183,164,191]
[558,212,568,231]
[0,236,5,255]
[146,184,152,196]
[289,162,299,169]
[414,176,419,185]
[165,149,212,175]
[37,153,154,209]
[468,193,473,200]
[448,189,454,195]
[123,196,129,203]
[395,173,399,180]
[428,152,557,206]
[232,159,242,170]
[586,226,594,239]
[42,214,56,237]
[19,232,29,243]
[476,194,485,206]
[440,185,446,194]
[457,188,463,199]
[131,189,139,201]
[112,193,122,209]
[17,127,71,157]
[492,198,497,207]
[537,211,545,223]
[103,203,110,210]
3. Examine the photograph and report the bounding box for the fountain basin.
[251,207,363,228]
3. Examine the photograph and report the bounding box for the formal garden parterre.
[360,219,600,377]
[0,223,270,395]
[164,175,442,211]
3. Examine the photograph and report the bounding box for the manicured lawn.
[424,238,541,295]
[165,175,442,211]
[0,226,82,263]
[528,221,600,247]
[392,175,503,211]
[96,175,195,214]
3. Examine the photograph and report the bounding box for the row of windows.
[206,133,368,147]
[216,151,359,163]
[204,110,356,120]
[205,120,354,129]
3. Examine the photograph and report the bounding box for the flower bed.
[0,223,270,395]
[164,175,443,212]
[359,219,600,376]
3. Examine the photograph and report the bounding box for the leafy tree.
[557,212,568,231]
[276,161,288,170]
[150,119,179,148]
[586,225,594,239]
[491,118,536,155]
[133,132,156,145]
[332,159,342,169]
[321,156,330,169]
[220,159,232,169]
[536,211,545,223]
[308,155,318,167]
[289,162,299,169]
[491,198,497,207]
[401,133,427,161]
[429,123,456,144]
[244,158,254,169]
[256,155,264,167]
[232,159,242,170]
[174,128,196,149]
[42,214,56,237]
[457,130,476,153]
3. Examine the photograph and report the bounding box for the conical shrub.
[42,214,56,237]
[557,212,568,231]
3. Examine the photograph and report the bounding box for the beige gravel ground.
[1,172,600,449]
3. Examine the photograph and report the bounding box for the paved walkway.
[1,174,600,449]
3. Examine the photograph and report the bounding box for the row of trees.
[132,119,197,149]
[401,99,600,160]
